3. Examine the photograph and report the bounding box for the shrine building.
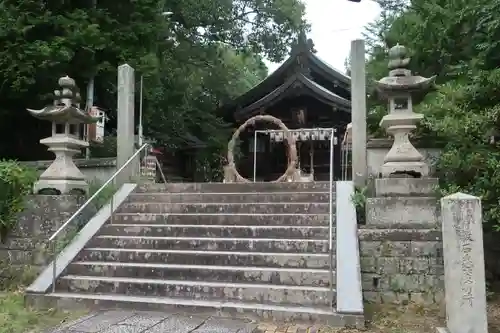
[219,36,352,181]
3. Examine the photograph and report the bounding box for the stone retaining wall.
[359,228,444,305]
[7,190,449,306]
[0,195,84,274]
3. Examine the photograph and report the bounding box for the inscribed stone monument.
[439,193,488,333]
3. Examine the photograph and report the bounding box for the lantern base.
[380,161,429,178]
[35,134,89,195]
[34,178,88,195]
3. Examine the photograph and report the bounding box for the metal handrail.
[49,143,150,242]
[153,155,168,184]
[49,142,153,292]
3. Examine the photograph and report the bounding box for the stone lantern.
[27,76,100,195]
[375,44,436,178]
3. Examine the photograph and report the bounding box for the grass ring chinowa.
[226,115,297,183]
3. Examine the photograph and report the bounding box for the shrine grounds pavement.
[46,310,324,333]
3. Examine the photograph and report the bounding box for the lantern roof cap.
[374,44,436,101]
[27,76,100,124]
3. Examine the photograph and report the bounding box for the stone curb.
[254,324,323,333]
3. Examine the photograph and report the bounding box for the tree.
[142,42,270,180]
[0,0,307,164]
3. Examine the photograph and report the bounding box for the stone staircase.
[40,182,362,326]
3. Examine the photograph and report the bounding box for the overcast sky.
[264,0,381,74]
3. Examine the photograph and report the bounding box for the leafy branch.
[0,161,37,241]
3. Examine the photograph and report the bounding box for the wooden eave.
[309,53,351,92]
[234,73,351,122]
[219,57,295,119]
[219,41,352,121]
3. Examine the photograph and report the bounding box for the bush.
[88,136,117,158]
[0,160,37,241]
[350,186,368,224]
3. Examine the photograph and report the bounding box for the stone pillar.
[350,39,367,188]
[117,64,136,184]
[439,193,487,333]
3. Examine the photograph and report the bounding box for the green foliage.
[88,136,117,158]
[350,186,368,224]
[0,161,37,241]
[46,179,118,257]
[351,186,367,209]
[87,178,117,209]
[0,0,308,176]
[0,261,39,290]
[193,141,226,182]
[0,292,85,332]
[53,226,80,254]
[363,0,500,231]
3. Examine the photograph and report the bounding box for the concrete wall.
[22,140,441,183]
[21,140,441,183]
[367,139,441,177]
[22,158,117,184]
[0,195,84,273]
[358,228,444,305]
[5,184,448,306]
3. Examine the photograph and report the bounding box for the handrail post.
[329,129,334,309]
[138,149,143,182]
[253,130,257,182]
[110,163,117,224]
[51,239,56,292]
[110,193,115,224]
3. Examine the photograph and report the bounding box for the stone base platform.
[26,293,365,328]
[39,309,338,333]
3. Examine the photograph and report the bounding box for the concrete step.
[31,292,363,325]
[115,202,330,214]
[135,182,334,193]
[66,262,333,287]
[99,224,330,239]
[110,213,331,226]
[78,248,333,269]
[57,275,333,307]
[127,192,331,203]
[90,236,331,253]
